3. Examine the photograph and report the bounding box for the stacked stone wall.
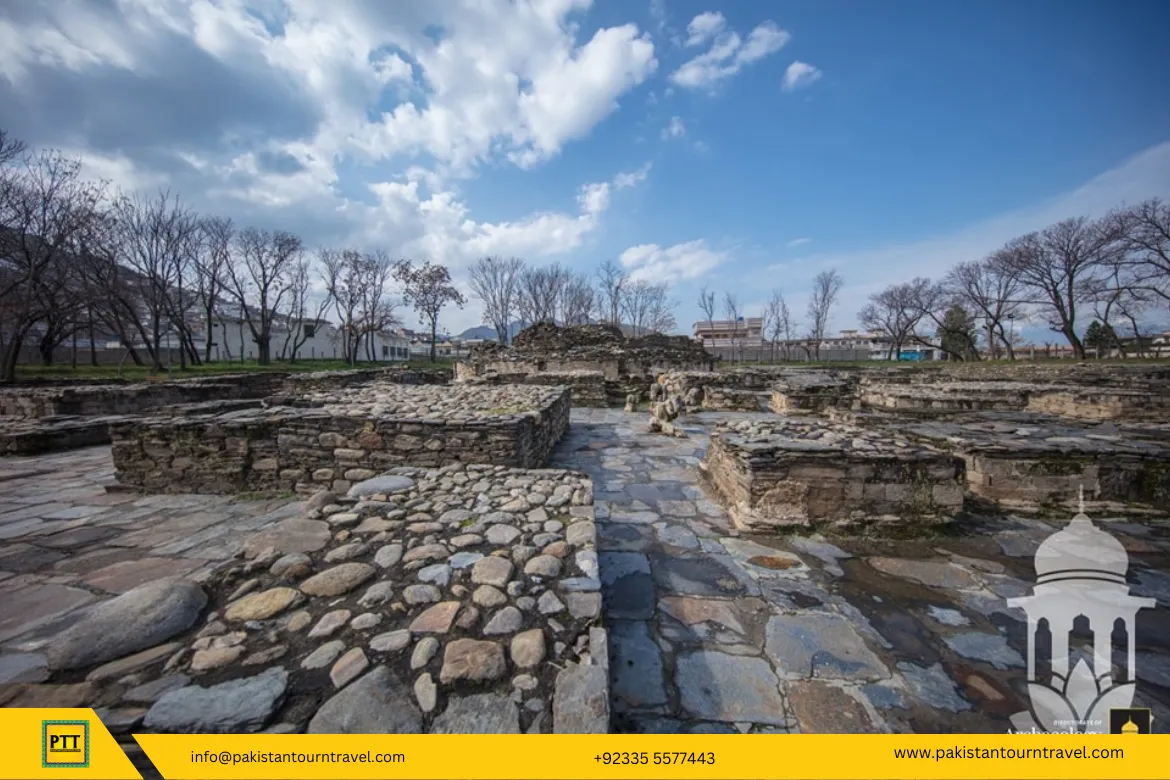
[111,386,571,495]
[703,421,965,532]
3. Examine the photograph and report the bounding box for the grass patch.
[12,357,455,381]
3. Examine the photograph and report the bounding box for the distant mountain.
[457,325,498,341]
[458,322,525,341]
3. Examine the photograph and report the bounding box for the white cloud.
[2,1,658,180]
[684,11,725,47]
[670,20,790,90]
[786,237,811,248]
[768,140,1170,333]
[782,61,822,92]
[613,162,652,189]
[661,116,685,139]
[620,239,728,282]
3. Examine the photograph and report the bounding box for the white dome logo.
[1007,487,1156,734]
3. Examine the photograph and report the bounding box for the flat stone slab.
[787,681,881,733]
[867,557,978,590]
[145,667,289,733]
[650,554,756,597]
[430,692,520,734]
[599,552,656,620]
[897,662,972,712]
[308,668,423,734]
[553,664,609,733]
[765,613,888,681]
[243,518,332,558]
[609,620,668,711]
[0,652,49,684]
[943,632,1025,670]
[83,557,205,593]
[675,650,787,724]
[0,583,96,644]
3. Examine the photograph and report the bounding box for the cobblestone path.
[552,408,1170,734]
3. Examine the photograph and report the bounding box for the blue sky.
[1,0,1168,339]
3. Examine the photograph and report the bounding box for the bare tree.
[0,148,107,380]
[995,217,1122,359]
[321,248,366,365]
[645,282,677,334]
[722,292,741,362]
[357,250,398,361]
[0,129,26,167]
[469,256,523,343]
[621,278,656,336]
[859,279,930,360]
[697,285,716,340]
[561,272,595,325]
[805,269,843,361]
[518,264,568,325]
[193,217,232,362]
[222,227,303,365]
[279,253,335,362]
[596,258,627,326]
[1113,198,1170,313]
[110,190,199,372]
[394,259,465,363]
[945,257,1024,359]
[764,288,792,362]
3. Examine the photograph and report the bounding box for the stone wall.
[460,371,614,408]
[1024,388,1170,422]
[0,374,286,419]
[702,419,965,532]
[110,384,571,495]
[860,379,1170,422]
[897,415,1170,512]
[456,324,716,405]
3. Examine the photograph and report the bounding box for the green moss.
[1026,457,1084,476]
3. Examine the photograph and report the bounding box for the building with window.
[693,317,765,350]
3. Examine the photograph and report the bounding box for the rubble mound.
[511,323,624,352]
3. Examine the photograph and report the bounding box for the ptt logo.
[42,720,90,768]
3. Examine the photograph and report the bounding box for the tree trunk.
[430,318,438,364]
[88,311,98,366]
[1062,326,1086,360]
[39,334,54,366]
[0,325,32,382]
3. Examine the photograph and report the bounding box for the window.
[303,324,316,338]
[382,345,389,358]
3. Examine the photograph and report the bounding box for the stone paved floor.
[2,410,1169,737]
[0,448,302,652]
[551,409,1170,734]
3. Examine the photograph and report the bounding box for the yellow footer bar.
[4,709,1167,780]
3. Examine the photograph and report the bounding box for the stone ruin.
[456,323,716,408]
[110,383,571,495]
[0,366,452,456]
[0,362,611,737]
[650,362,1170,531]
[702,416,966,533]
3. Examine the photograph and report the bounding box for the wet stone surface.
[552,408,1170,735]
[2,403,1169,742]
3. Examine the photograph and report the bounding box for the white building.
[199,315,410,363]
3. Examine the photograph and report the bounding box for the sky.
[2,0,1169,341]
